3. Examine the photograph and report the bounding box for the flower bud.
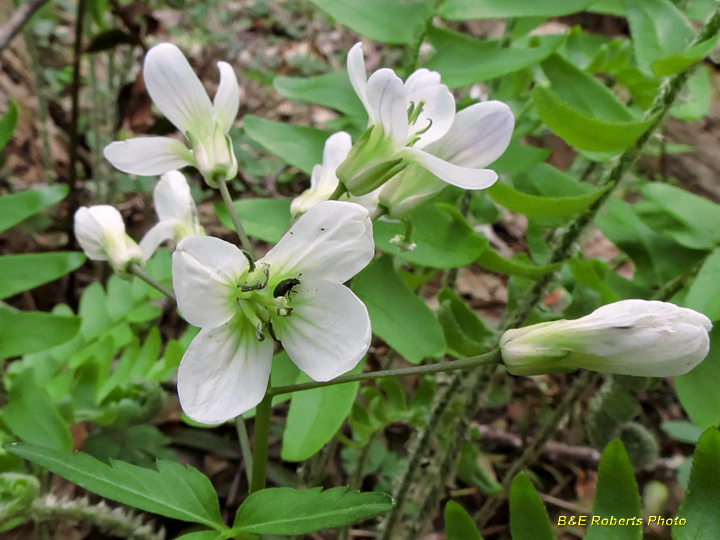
[191,127,238,187]
[377,164,446,219]
[74,205,143,276]
[500,300,712,377]
[336,127,405,195]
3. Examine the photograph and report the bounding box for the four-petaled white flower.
[139,170,205,260]
[337,43,514,197]
[500,300,713,377]
[172,200,374,424]
[74,205,143,276]
[104,43,240,186]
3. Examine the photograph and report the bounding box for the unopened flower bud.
[500,300,712,377]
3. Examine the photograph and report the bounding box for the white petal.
[427,101,514,168]
[74,205,125,261]
[321,131,353,173]
[154,170,196,222]
[405,70,455,147]
[404,68,442,94]
[365,69,408,147]
[139,220,178,260]
[275,280,371,381]
[172,236,248,328]
[104,137,195,176]
[214,61,240,134]
[143,43,215,139]
[399,147,498,190]
[178,317,273,424]
[261,201,374,283]
[347,43,372,119]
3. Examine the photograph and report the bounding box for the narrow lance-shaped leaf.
[485,180,610,218]
[0,186,68,234]
[509,473,555,540]
[444,500,483,540]
[0,252,86,300]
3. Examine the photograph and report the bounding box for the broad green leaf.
[676,326,720,429]
[652,37,718,76]
[444,501,483,540]
[437,288,495,357]
[0,252,85,299]
[662,421,705,444]
[173,532,230,540]
[533,85,656,152]
[273,72,366,118]
[509,473,555,540]
[78,282,113,339]
[0,308,81,359]
[588,0,625,15]
[514,162,591,198]
[491,141,551,174]
[424,27,564,88]
[233,486,395,534]
[585,440,642,540]
[0,101,19,152]
[568,257,622,305]
[621,0,695,73]
[307,0,431,44]
[1,371,72,451]
[439,0,596,19]
[243,115,328,175]
[215,198,292,243]
[8,444,226,529]
[282,364,362,461]
[684,248,720,321]
[477,248,563,278]
[673,429,720,540]
[671,65,712,120]
[0,186,68,234]
[373,203,489,269]
[353,255,446,363]
[486,180,608,218]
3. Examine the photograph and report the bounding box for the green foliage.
[444,500,483,540]
[509,473,555,540]
[438,0,596,19]
[215,198,292,243]
[0,308,81,359]
[456,443,502,496]
[675,326,720,428]
[674,429,720,539]
[232,486,395,534]
[0,253,85,300]
[436,288,496,357]
[586,377,641,450]
[273,72,366,118]
[0,186,68,235]
[0,102,19,152]
[353,255,446,363]
[684,248,720,321]
[619,422,659,470]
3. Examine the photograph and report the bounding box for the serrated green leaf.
[675,326,720,429]
[0,252,85,300]
[622,0,695,73]
[0,186,68,234]
[486,179,608,218]
[0,101,19,152]
[438,0,595,19]
[0,308,81,359]
[282,364,362,462]
[444,500,483,540]
[273,72,366,118]
[1,371,72,451]
[424,27,564,88]
[585,440,642,540]
[233,486,394,534]
[243,115,328,175]
[352,255,446,363]
[477,247,563,278]
[673,429,720,540]
[7,444,226,529]
[373,203,489,269]
[215,198,291,243]
[307,0,431,44]
[509,473,555,540]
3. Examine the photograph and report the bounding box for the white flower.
[74,205,143,275]
[103,43,240,186]
[139,170,205,260]
[336,43,514,196]
[172,200,374,424]
[500,300,713,377]
[291,132,352,216]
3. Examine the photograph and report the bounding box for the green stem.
[235,414,253,487]
[129,264,175,300]
[218,178,256,259]
[269,349,502,397]
[329,183,347,201]
[250,391,272,493]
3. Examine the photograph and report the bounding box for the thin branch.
[0,0,51,52]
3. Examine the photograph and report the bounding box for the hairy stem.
[218,178,256,259]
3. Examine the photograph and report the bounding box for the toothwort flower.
[74,205,143,276]
[172,201,374,424]
[104,43,240,186]
[500,300,712,377]
[139,170,205,260]
[336,43,514,197]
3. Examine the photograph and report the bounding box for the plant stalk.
[129,264,175,300]
[218,178,256,259]
[250,390,272,493]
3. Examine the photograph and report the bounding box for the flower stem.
[329,183,347,201]
[235,414,253,487]
[218,178,256,260]
[129,264,175,300]
[249,390,272,493]
[269,349,502,397]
